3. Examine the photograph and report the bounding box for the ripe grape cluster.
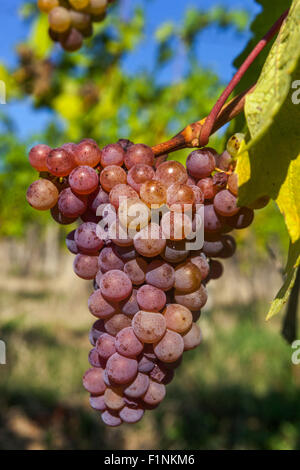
[37,0,116,52]
[26,132,268,427]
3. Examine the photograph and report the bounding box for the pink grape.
[104,387,125,411]
[115,327,144,358]
[120,289,139,317]
[74,222,104,254]
[82,367,106,395]
[127,164,155,193]
[124,258,147,285]
[26,179,59,211]
[142,380,166,406]
[182,323,202,351]
[145,260,175,291]
[153,330,184,363]
[186,148,215,179]
[163,304,193,334]
[132,311,166,344]
[29,144,51,171]
[98,246,124,272]
[73,254,99,280]
[88,290,118,319]
[155,160,188,187]
[58,187,87,218]
[100,143,125,167]
[174,285,208,311]
[74,140,102,167]
[69,166,99,195]
[89,395,107,411]
[136,285,166,312]
[106,353,138,385]
[46,148,75,176]
[124,373,149,398]
[134,223,166,258]
[124,144,155,169]
[104,314,132,336]
[100,165,127,193]
[101,410,122,427]
[119,406,144,424]
[100,269,132,302]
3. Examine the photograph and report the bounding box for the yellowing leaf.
[276,154,300,243]
[266,240,300,320]
[237,0,300,245]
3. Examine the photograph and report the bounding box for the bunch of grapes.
[37,0,116,52]
[26,133,268,426]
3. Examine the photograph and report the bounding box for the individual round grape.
[88,348,105,368]
[163,304,193,334]
[182,323,202,351]
[191,185,204,206]
[124,373,149,398]
[124,144,155,169]
[218,235,236,258]
[186,148,215,179]
[189,254,210,280]
[161,240,189,264]
[73,254,98,280]
[202,238,224,258]
[104,314,132,336]
[161,211,192,241]
[65,230,78,254]
[106,353,138,385]
[38,0,59,12]
[121,289,139,317]
[88,186,109,213]
[100,269,132,302]
[218,150,232,171]
[134,223,166,258]
[119,406,144,424]
[82,367,106,395]
[166,183,195,211]
[88,0,108,15]
[214,189,240,217]
[140,180,167,207]
[175,284,208,311]
[174,261,202,294]
[58,188,87,218]
[118,199,150,231]
[203,204,224,234]
[145,260,175,291]
[88,290,118,319]
[137,285,166,312]
[124,258,147,285]
[70,10,91,30]
[98,246,124,272]
[26,179,59,211]
[150,362,173,384]
[132,311,166,344]
[69,166,99,196]
[108,219,134,248]
[127,164,155,193]
[74,140,102,167]
[227,173,238,196]
[117,138,134,151]
[48,7,71,33]
[209,259,223,280]
[109,184,139,209]
[89,319,106,346]
[197,177,216,200]
[74,222,104,254]
[101,410,122,427]
[227,207,254,229]
[138,355,156,374]
[60,28,83,52]
[227,133,245,157]
[212,172,228,191]
[115,327,143,358]
[100,143,125,167]
[155,160,188,187]
[104,387,125,411]
[89,395,106,411]
[46,148,74,176]
[154,330,184,363]
[28,144,51,171]
[142,380,166,406]
[69,0,90,10]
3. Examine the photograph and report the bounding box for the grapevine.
[37,0,116,52]
[24,4,299,429]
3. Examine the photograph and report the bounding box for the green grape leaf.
[231,0,291,133]
[237,0,300,245]
[266,240,300,320]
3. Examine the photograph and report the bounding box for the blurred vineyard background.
[0,0,299,450]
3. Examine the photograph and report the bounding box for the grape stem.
[152,8,289,158]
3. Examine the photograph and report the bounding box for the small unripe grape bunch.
[37,0,117,52]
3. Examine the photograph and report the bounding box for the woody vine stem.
[152,8,290,158]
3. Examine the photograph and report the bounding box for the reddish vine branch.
[152,8,290,158]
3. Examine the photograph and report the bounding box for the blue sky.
[0,0,260,139]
